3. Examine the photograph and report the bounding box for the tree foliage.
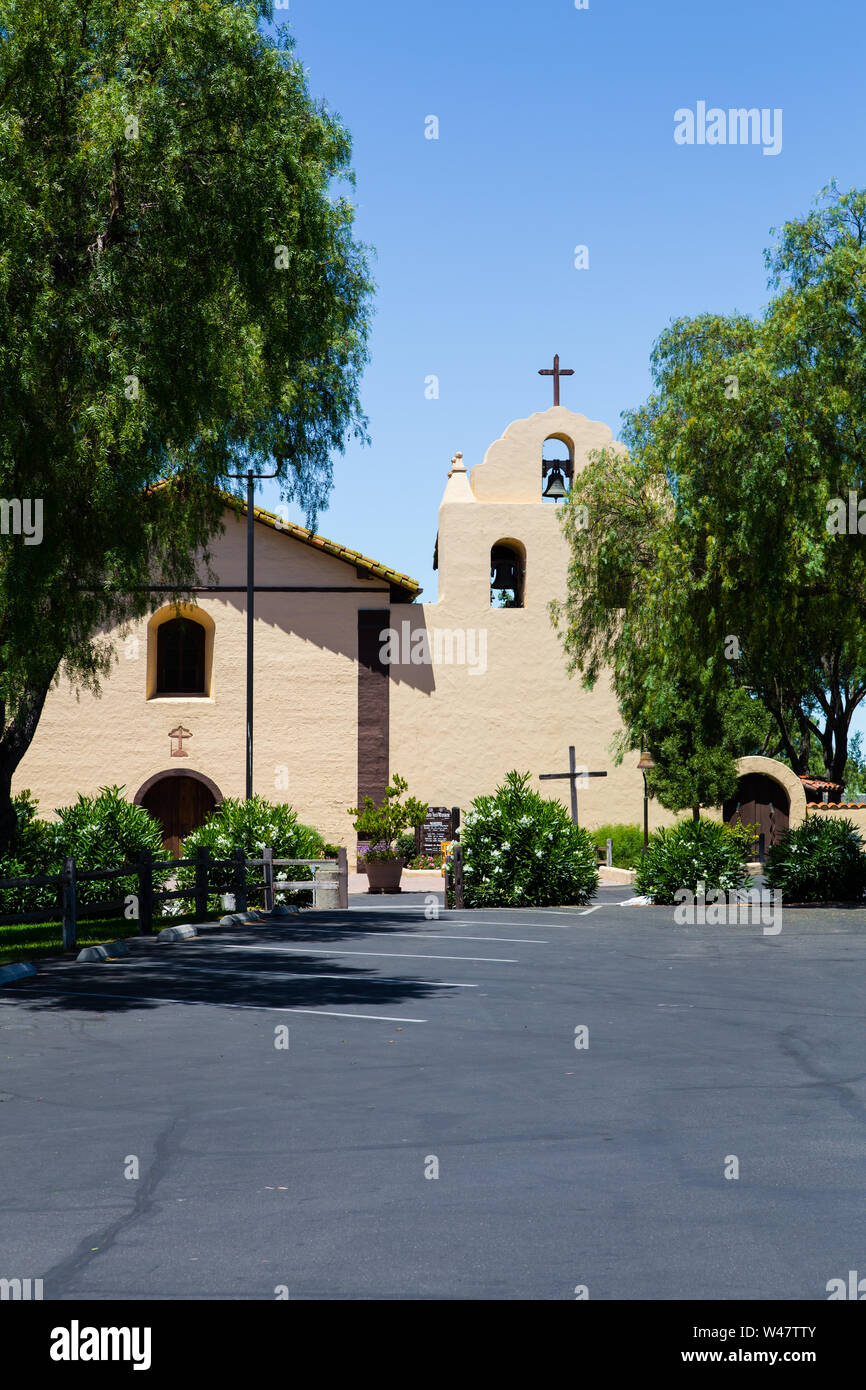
[553,183,866,797]
[0,0,373,850]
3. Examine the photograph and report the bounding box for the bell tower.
[432,400,618,613]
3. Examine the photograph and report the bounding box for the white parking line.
[122,960,478,988]
[382,933,548,944]
[199,943,518,964]
[579,907,602,916]
[343,912,579,930]
[1,986,427,1023]
[207,930,546,945]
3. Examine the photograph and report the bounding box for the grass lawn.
[0,914,211,965]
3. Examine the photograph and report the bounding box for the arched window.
[156,618,206,695]
[491,541,525,608]
[541,435,574,502]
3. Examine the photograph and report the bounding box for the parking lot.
[2,886,866,1300]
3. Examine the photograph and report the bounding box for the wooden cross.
[539,746,607,826]
[169,724,192,758]
[538,353,574,407]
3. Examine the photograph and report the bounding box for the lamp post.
[227,465,278,799]
[637,741,655,855]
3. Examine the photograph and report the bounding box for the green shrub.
[459,770,599,908]
[0,791,59,912]
[347,774,428,857]
[633,818,752,904]
[764,815,866,903]
[175,796,327,914]
[0,786,165,914]
[52,786,167,909]
[590,823,644,870]
[395,831,416,861]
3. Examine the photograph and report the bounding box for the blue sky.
[258,0,866,730]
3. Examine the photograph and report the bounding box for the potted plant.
[347,774,428,893]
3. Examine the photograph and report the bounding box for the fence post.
[61,857,77,951]
[758,832,766,865]
[606,837,613,869]
[232,848,247,912]
[263,846,274,913]
[138,849,153,936]
[453,843,464,911]
[194,846,210,920]
[337,847,348,909]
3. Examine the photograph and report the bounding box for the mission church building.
[17,394,673,861]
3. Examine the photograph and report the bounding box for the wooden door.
[141,776,216,858]
[724,774,790,858]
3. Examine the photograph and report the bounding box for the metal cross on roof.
[538,353,574,407]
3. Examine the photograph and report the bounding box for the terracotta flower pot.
[365,857,404,893]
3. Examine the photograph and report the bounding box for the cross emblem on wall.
[539,746,607,826]
[169,724,192,758]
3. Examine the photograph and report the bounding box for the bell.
[542,467,568,500]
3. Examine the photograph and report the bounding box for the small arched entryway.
[724,774,790,858]
[136,771,222,857]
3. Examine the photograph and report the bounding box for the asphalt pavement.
[1,885,865,1300]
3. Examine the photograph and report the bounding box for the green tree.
[553,183,866,798]
[347,774,428,858]
[0,0,373,853]
[634,672,769,820]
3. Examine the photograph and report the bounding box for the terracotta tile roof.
[799,776,843,790]
[220,491,421,599]
[815,802,866,810]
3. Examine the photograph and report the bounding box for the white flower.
[501,841,510,851]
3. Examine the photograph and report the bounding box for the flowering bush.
[633,817,752,903]
[764,815,866,902]
[458,771,598,907]
[175,796,328,914]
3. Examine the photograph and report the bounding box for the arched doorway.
[136,771,221,857]
[724,774,790,858]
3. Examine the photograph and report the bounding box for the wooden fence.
[0,846,349,949]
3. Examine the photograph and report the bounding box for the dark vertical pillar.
[357,609,390,817]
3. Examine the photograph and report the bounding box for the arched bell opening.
[490,540,526,608]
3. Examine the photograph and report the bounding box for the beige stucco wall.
[812,805,866,835]
[14,509,387,853]
[388,407,667,833]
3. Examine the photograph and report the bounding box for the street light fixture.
[637,740,655,855]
